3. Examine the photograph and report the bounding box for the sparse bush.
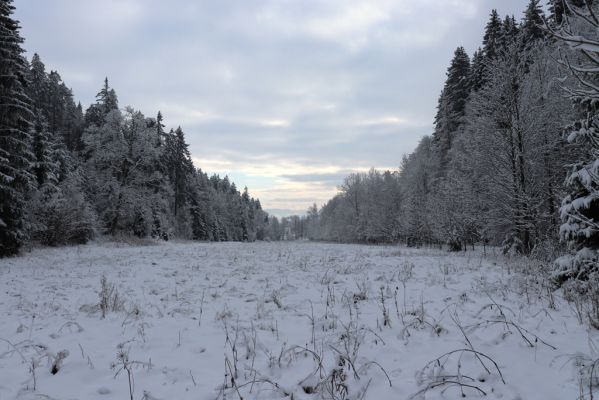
[111,344,150,400]
[413,346,504,399]
[99,275,124,318]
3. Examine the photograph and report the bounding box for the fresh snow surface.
[0,241,595,399]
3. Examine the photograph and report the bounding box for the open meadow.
[0,241,595,399]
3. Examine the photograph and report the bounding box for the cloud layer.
[15,0,527,216]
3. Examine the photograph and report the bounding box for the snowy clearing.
[0,241,594,399]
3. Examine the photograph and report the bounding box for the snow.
[0,241,596,399]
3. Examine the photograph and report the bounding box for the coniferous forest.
[311,1,598,267]
[0,0,273,257]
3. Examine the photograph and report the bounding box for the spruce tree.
[558,116,599,262]
[473,10,504,90]
[85,78,119,127]
[28,53,48,113]
[552,2,599,290]
[97,77,118,114]
[522,0,546,42]
[433,47,471,169]
[470,48,486,91]
[47,70,64,133]
[442,47,471,123]
[164,126,193,218]
[31,112,57,188]
[0,0,33,256]
[482,10,503,60]
[155,111,165,147]
[500,15,519,47]
[62,92,84,151]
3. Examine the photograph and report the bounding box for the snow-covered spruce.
[550,1,599,322]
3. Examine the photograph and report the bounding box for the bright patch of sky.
[15,0,529,216]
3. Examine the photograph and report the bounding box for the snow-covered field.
[0,241,595,399]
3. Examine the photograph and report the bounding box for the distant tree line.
[0,0,280,256]
[265,204,320,241]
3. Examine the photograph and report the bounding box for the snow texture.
[0,241,595,399]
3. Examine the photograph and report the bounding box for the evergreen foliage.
[0,0,33,256]
[314,0,581,257]
[549,1,599,289]
[0,1,269,256]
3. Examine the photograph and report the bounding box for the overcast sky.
[14,0,529,216]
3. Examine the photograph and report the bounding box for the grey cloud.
[263,208,300,218]
[14,0,531,215]
[280,172,355,183]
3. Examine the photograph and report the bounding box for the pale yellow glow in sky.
[193,157,395,216]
